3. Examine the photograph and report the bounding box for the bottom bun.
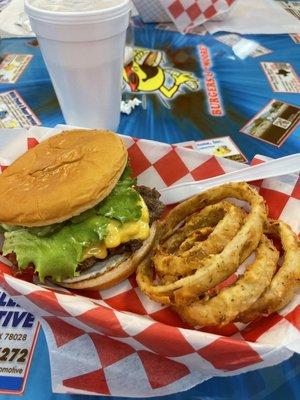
[58,224,157,291]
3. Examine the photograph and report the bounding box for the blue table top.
[0,21,300,400]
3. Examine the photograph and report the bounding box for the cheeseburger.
[0,130,164,290]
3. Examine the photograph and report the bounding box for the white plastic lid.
[25,0,130,24]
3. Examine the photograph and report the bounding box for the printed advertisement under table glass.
[290,34,300,44]
[0,91,41,129]
[0,288,39,395]
[240,99,300,147]
[261,62,300,94]
[0,55,33,84]
[278,1,300,20]
[216,34,272,58]
[193,136,248,163]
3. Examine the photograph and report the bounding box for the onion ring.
[136,182,267,305]
[178,227,214,253]
[238,220,300,322]
[154,201,245,277]
[161,201,235,253]
[176,235,279,327]
[160,227,213,285]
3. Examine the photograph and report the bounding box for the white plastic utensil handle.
[159,153,300,205]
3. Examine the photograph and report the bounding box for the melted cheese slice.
[82,198,150,260]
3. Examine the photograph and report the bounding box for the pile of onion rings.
[136,182,300,327]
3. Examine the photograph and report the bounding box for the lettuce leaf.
[97,186,141,223]
[2,215,109,282]
[27,223,66,237]
[96,166,141,223]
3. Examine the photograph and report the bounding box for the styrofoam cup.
[25,0,130,130]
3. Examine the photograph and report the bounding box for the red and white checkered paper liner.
[160,0,236,33]
[0,126,300,397]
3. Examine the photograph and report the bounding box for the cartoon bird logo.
[123,47,200,100]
